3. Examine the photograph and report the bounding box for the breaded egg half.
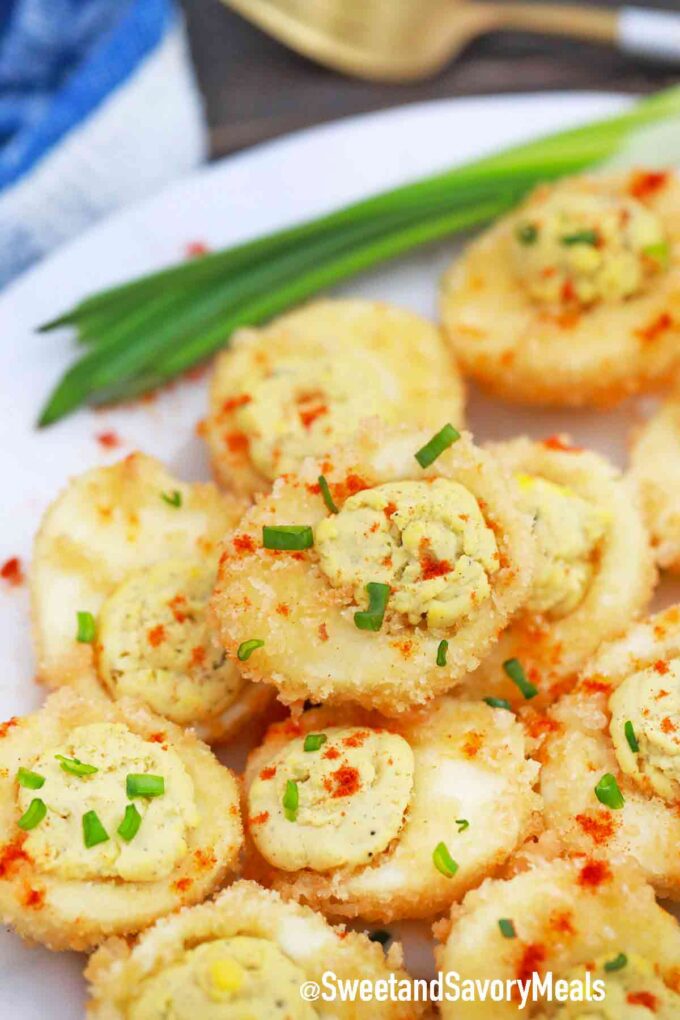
[31,452,271,742]
[86,880,427,1019]
[204,299,465,495]
[440,170,680,407]
[242,698,541,922]
[540,606,680,900]
[0,691,242,950]
[461,436,655,709]
[436,858,680,1019]
[212,424,534,714]
[630,397,680,572]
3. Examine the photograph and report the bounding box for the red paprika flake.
[96,430,121,449]
[184,240,211,258]
[1,557,24,587]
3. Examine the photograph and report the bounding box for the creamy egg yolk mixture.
[609,658,680,803]
[515,475,609,618]
[128,936,317,1020]
[248,727,414,871]
[18,723,198,881]
[512,191,667,308]
[538,955,680,1019]
[315,480,500,629]
[97,560,245,726]
[229,352,404,479]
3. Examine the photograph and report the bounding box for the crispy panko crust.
[86,880,428,1019]
[630,396,680,572]
[435,858,680,1019]
[241,699,542,923]
[211,423,534,714]
[440,171,680,408]
[460,436,656,709]
[204,299,465,495]
[540,607,680,900]
[0,691,242,951]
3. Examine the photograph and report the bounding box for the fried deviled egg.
[212,423,534,714]
[540,606,680,899]
[460,437,655,709]
[86,881,427,1019]
[31,453,270,742]
[440,170,680,407]
[242,698,541,922]
[630,397,680,572]
[436,858,680,1019]
[204,299,465,495]
[0,690,242,950]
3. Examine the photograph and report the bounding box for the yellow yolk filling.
[315,480,500,630]
[512,191,667,308]
[18,722,197,881]
[516,474,608,618]
[128,936,316,1020]
[537,954,680,1019]
[248,727,414,872]
[609,658,680,803]
[97,560,245,726]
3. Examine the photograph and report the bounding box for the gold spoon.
[222,0,680,81]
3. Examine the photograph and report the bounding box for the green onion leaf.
[18,798,47,831]
[283,779,299,822]
[415,424,461,468]
[436,640,448,667]
[643,240,670,268]
[161,489,182,508]
[498,918,517,938]
[503,658,538,700]
[433,841,459,878]
[594,773,625,810]
[56,754,98,777]
[483,697,513,711]
[624,720,639,754]
[237,638,265,661]
[354,582,390,632]
[516,223,538,245]
[456,818,470,832]
[127,774,165,798]
[304,733,327,752]
[561,229,599,246]
[17,768,45,790]
[262,525,314,551]
[117,804,142,843]
[368,929,391,946]
[604,952,628,972]
[76,610,96,644]
[318,475,339,514]
[83,810,109,848]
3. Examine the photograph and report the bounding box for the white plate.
[1,91,679,1017]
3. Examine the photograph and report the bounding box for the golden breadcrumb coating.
[630,396,680,572]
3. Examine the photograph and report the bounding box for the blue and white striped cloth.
[0,0,207,286]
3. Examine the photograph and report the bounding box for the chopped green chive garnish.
[484,697,512,711]
[561,229,599,246]
[237,638,265,661]
[516,223,538,245]
[83,810,109,848]
[436,640,448,667]
[503,658,538,700]
[456,818,470,832]
[498,918,517,938]
[604,952,628,972]
[318,475,338,514]
[304,733,327,752]
[594,773,625,810]
[415,424,461,468]
[76,610,96,644]
[56,754,98,777]
[127,774,165,798]
[262,525,314,551]
[433,841,459,878]
[624,720,639,753]
[642,240,669,268]
[17,768,45,790]
[161,489,182,508]
[117,804,142,843]
[354,582,390,631]
[283,779,299,822]
[18,798,47,831]
[368,929,392,946]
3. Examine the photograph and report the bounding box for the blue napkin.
[0,0,207,286]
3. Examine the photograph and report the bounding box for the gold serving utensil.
[222,0,680,81]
